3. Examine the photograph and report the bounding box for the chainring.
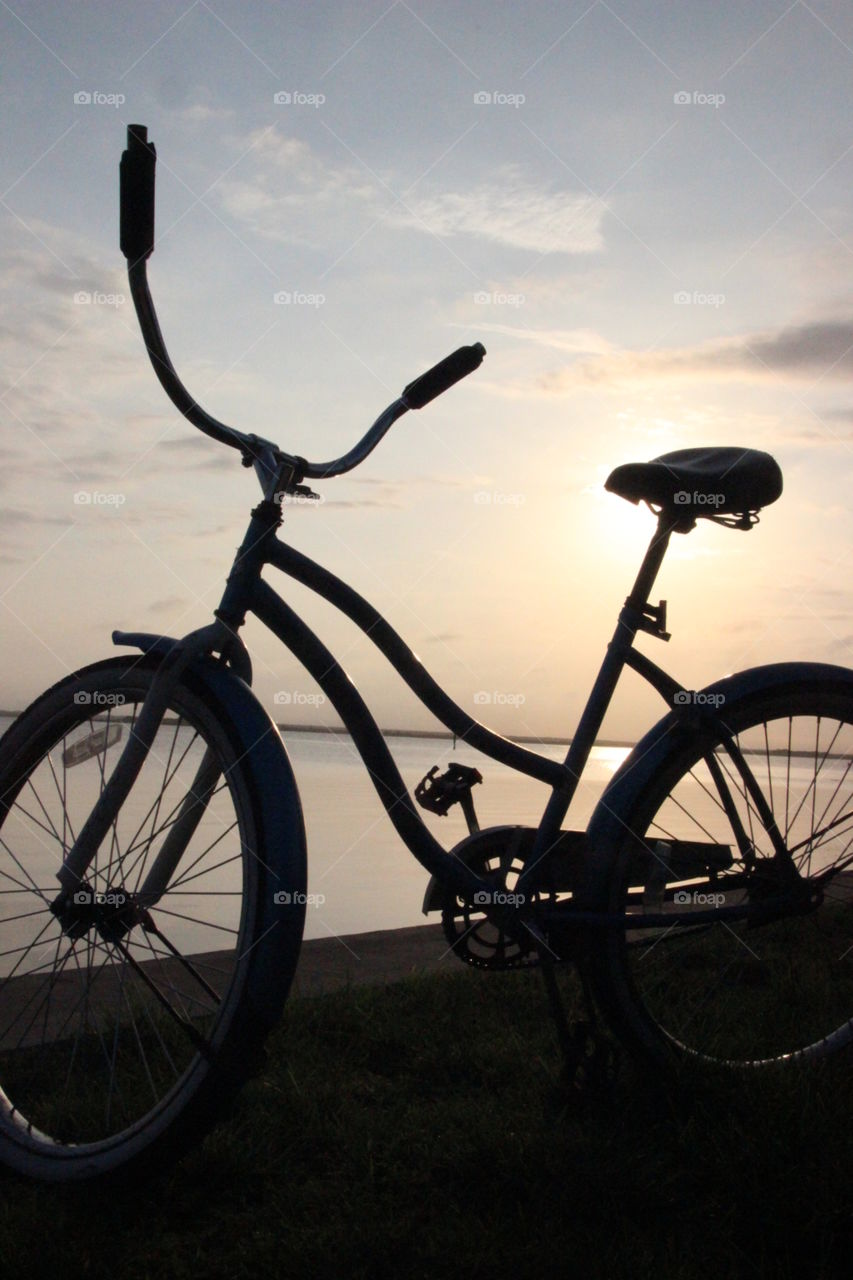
[440,826,556,970]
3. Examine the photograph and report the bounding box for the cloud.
[179,104,235,125]
[453,322,614,356]
[518,317,853,395]
[142,435,235,473]
[387,186,605,255]
[715,321,853,378]
[148,596,190,614]
[0,507,72,530]
[321,496,404,509]
[159,434,222,451]
[217,129,605,255]
[216,130,376,250]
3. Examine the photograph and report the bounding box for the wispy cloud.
[494,317,853,395]
[217,128,605,255]
[387,185,605,255]
[178,103,236,125]
[452,321,614,355]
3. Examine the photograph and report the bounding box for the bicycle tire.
[580,667,853,1072]
[0,654,306,1182]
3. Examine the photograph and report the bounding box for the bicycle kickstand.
[536,949,620,1100]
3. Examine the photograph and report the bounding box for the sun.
[582,475,657,568]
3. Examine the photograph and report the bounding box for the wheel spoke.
[599,693,853,1067]
[0,670,267,1172]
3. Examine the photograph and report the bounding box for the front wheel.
[0,656,306,1181]
[582,671,853,1072]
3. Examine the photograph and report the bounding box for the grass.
[1,963,851,1279]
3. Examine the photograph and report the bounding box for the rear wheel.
[584,682,853,1071]
[0,657,305,1181]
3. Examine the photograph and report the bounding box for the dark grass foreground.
[1,965,851,1279]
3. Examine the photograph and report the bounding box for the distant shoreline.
[0,709,631,750]
[272,724,634,748]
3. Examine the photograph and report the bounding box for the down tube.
[250,578,488,900]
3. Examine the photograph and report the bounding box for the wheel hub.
[50,883,139,942]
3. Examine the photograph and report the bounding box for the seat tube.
[517,515,674,895]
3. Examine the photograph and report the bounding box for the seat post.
[625,512,675,614]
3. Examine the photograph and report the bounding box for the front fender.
[114,635,307,1026]
[186,655,307,1027]
[112,627,253,684]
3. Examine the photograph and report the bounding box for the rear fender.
[584,661,853,889]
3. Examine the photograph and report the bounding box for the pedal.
[415,762,483,833]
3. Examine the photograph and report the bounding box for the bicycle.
[1,124,852,1184]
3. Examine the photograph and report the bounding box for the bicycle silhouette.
[1,126,851,1182]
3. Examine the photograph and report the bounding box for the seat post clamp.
[627,598,671,642]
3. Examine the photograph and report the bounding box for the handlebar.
[119,125,486,484]
[120,124,156,263]
[401,343,486,409]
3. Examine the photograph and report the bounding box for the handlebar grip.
[401,342,486,409]
[120,124,156,262]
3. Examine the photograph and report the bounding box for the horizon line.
[0,710,632,750]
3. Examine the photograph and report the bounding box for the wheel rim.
[611,700,853,1066]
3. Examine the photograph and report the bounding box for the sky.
[1,0,852,743]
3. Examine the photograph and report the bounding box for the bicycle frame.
[54,483,692,917]
[242,505,682,903]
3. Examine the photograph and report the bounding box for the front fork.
[50,619,242,931]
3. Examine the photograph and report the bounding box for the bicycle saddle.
[605,447,783,528]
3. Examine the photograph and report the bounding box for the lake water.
[0,712,625,943]
[273,730,630,939]
[1,710,848,961]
